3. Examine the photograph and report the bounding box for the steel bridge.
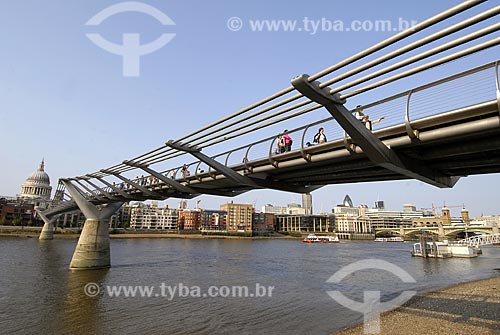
[456,233,500,248]
[36,1,500,269]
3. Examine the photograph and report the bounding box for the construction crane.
[420,203,465,216]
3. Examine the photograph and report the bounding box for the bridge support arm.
[62,179,102,220]
[291,74,460,188]
[81,177,121,201]
[166,140,257,186]
[73,178,106,201]
[91,175,134,199]
[123,160,198,196]
[101,170,162,198]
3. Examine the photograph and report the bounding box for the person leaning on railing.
[362,115,385,131]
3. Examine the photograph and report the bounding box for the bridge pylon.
[62,179,123,270]
[37,211,57,240]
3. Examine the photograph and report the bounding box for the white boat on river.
[302,234,340,243]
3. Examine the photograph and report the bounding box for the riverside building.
[261,201,306,215]
[221,203,253,233]
[130,202,178,230]
[275,214,334,233]
[0,198,36,225]
[200,210,227,232]
[412,206,471,227]
[178,208,202,231]
[252,212,276,235]
[332,195,372,239]
[470,215,500,227]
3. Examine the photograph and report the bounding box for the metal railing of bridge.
[48,0,500,214]
[456,233,500,248]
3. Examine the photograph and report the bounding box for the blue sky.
[1,0,499,217]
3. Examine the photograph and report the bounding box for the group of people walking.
[276,127,327,153]
[275,106,385,154]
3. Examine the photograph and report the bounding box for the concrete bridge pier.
[62,180,123,270]
[438,223,445,238]
[37,211,57,240]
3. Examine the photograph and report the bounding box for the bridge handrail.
[153,61,498,179]
[127,59,498,170]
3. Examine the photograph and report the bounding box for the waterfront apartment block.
[220,203,253,233]
[0,198,36,225]
[252,212,275,234]
[201,210,227,231]
[130,202,178,230]
[178,208,202,230]
[59,212,85,228]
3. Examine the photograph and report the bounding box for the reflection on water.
[1,237,499,335]
[62,269,109,335]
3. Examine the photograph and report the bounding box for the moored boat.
[411,240,480,258]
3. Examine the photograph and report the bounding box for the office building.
[275,214,334,233]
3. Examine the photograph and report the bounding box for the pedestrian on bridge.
[313,127,327,144]
[276,135,286,154]
[354,105,365,121]
[283,130,292,152]
[181,165,190,178]
[168,170,175,179]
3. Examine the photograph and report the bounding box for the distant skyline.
[7,157,494,219]
[1,1,499,218]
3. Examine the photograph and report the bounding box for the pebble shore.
[336,275,500,334]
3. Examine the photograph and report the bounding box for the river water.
[1,237,499,335]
